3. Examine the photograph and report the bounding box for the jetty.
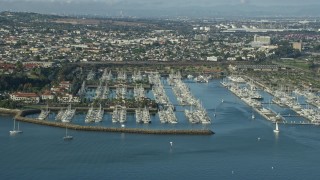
[0,108,214,135]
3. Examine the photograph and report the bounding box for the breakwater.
[46,107,159,113]
[0,108,20,115]
[2,108,214,135]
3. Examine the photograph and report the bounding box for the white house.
[41,91,55,100]
[57,93,80,103]
[207,56,218,61]
[10,92,40,103]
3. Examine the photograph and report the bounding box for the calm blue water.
[1,80,320,179]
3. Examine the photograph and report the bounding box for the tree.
[16,61,23,72]
[273,41,301,58]
[255,52,266,61]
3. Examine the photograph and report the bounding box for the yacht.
[275,113,282,121]
[38,105,50,120]
[187,74,194,79]
[85,105,94,123]
[260,107,273,115]
[136,108,142,123]
[112,106,119,123]
[252,113,255,119]
[63,127,73,140]
[142,107,151,124]
[94,104,104,123]
[61,104,76,123]
[9,118,23,135]
[273,122,280,133]
[55,108,65,121]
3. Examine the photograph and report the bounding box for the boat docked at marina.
[85,104,104,123]
[55,108,65,121]
[194,75,210,83]
[38,104,50,120]
[184,105,211,124]
[158,106,177,124]
[95,105,104,123]
[60,104,76,123]
[135,107,151,124]
[85,105,94,123]
[227,75,245,83]
[142,107,151,124]
[187,74,194,79]
[112,105,126,123]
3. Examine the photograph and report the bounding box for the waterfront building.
[57,93,80,103]
[10,92,40,103]
[41,91,55,100]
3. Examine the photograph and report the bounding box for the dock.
[278,121,315,126]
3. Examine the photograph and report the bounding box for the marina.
[2,10,320,180]
[85,104,104,123]
[135,107,151,124]
[2,78,320,180]
[221,75,320,125]
[55,104,76,123]
[37,105,50,120]
[5,73,320,129]
[112,105,127,124]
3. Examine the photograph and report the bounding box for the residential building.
[41,91,55,100]
[207,56,218,61]
[10,92,40,103]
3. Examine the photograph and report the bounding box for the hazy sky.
[1,0,320,17]
[1,0,320,5]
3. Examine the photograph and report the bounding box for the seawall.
[1,108,214,135]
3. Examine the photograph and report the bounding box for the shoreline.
[0,108,214,136]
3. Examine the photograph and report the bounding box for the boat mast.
[13,118,16,130]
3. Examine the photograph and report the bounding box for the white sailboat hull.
[274,123,280,133]
[63,136,73,140]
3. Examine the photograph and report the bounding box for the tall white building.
[253,35,271,45]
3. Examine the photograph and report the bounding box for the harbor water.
[1,80,320,179]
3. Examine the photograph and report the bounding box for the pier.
[278,121,315,126]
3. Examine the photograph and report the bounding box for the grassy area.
[276,59,311,70]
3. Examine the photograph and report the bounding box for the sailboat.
[38,104,50,120]
[9,118,23,135]
[251,108,255,119]
[63,126,73,140]
[273,122,280,133]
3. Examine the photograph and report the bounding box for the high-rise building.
[253,35,271,45]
